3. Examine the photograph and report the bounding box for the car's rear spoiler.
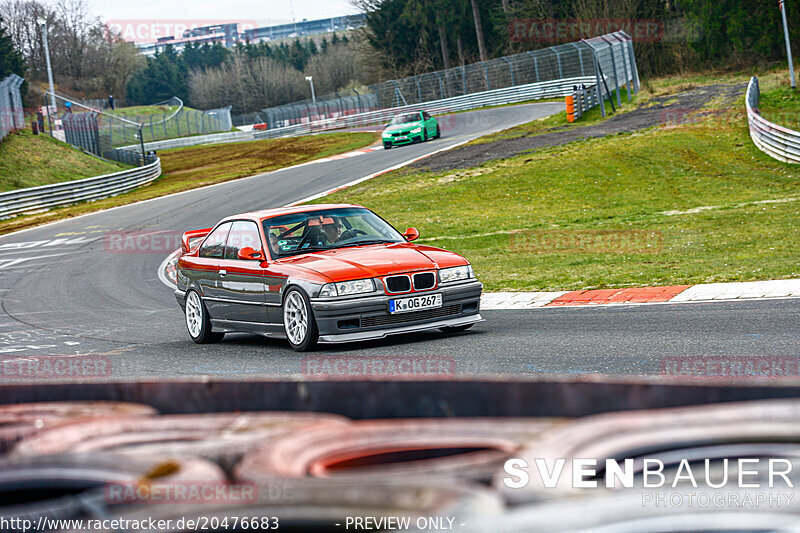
[181,228,213,253]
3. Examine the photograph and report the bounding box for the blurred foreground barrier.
[235,418,562,484]
[10,412,348,474]
[0,401,157,453]
[0,453,225,533]
[494,398,800,503]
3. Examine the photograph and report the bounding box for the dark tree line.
[356,0,800,78]
[126,34,352,107]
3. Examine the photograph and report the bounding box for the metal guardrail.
[569,84,601,121]
[746,76,800,163]
[117,76,596,151]
[253,76,597,140]
[0,158,162,219]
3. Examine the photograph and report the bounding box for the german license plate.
[396,135,407,140]
[389,293,442,314]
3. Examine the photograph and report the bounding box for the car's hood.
[277,243,469,282]
[383,122,422,134]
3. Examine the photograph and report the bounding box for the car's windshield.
[263,207,405,257]
[389,113,421,125]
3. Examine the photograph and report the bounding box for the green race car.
[382,111,440,149]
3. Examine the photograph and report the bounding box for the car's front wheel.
[283,288,318,351]
[185,290,224,344]
[383,142,392,150]
[434,124,441,139]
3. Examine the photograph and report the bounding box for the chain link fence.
[100,98,233,147]
[235,31,637,130]
[0,74,25,141]
[45,92,231,166]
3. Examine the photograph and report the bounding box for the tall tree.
[470,0,487,61]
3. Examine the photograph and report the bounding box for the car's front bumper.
[383,133,424,146]
[310,279,483,344]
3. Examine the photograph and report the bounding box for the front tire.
[434,124,441,139]
[383,142,392,150]
[185,290,224,344]
[283,288,318,351]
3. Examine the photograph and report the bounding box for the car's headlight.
[410,127,422,133]
[438,265,473,283]
[319,278,376,297]
[382,132,391,138]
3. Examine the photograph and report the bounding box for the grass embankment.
[0,129,129,192]
[312,71,800,291]
[0,132,378,235]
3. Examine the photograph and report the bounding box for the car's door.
[194,221,232,319]
[218,220,268,324]
[422,112,435,137]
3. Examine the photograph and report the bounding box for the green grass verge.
[310,79,800,291]
[0,129,129,193]
[108,104,180,117]
[0,132,378,236]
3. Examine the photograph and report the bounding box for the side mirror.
[237,247,263,260]
[402,227,420,242]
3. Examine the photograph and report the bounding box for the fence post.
[602,36,622,108]
[502,57,515,86]
[554,49,564,79]
[585,41,606,118]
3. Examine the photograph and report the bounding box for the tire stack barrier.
[234,418,562,484]
[3,398,800,531]
[0,401,158,454]
[11,412,349,474]
[0,453,225,533]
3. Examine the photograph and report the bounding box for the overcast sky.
[89,0,358,28]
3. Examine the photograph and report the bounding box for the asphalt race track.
[0,102,798,381]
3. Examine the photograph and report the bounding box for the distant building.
[136,15,365,56]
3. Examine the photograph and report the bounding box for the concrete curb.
[482,279,800,309]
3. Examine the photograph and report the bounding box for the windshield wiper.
[331,239,395,248]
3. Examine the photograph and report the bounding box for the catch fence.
[0,74,25,141]
[237,30,638,130]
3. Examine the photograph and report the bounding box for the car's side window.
[225,221,264,260]
[198,222,232,258]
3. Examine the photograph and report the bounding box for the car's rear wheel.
[439,324,473,334]
[283,289,318,351]
[185,290,224,344]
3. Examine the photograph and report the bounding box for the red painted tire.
[234,418,560,484]
[0,401,157,455]
[11,412,348,473]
